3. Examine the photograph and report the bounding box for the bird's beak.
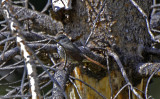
[54,36,59,42]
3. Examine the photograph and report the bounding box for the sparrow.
[55,34,106,69]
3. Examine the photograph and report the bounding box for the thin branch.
[1,35,10,60]
[84,0,107,46]
[151,4,160,8]
[106,53,113,98]
[129,0,159,42]
[41,0,51,13]
[151,0,156,16]
[31,51,67,98]
[151,29,160,33]
[144,46,160,55]
[40,80,52,90]
[4,81,29,96]
[0,36,15,45]
[24,0,28,8]
[69,76,107,99]
[107,48,143,99]
[29,2,35,10]
[0,47,19,65]
[51,69,69,99]
[0,43,57,65]
[113,83,130,99]
[128,86,131,99]
[0,20,6,24]
[44,89,52,97]
[49,54,57,65]
[3,60,23,68]
[145,67,160,99]
[0,69,15,81]
[0,79,22,85]
[20,66,26,96]
[0,64,57,72]
[69,78,82,99]
[0,95,31,98]
[1,0,41,98]
[138,63,160,76]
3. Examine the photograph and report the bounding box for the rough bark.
[0,0,159,99]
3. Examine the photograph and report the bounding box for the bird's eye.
[58,35,66,40]
[59,36,65,39]
[55,35,67,42]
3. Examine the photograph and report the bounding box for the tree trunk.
[1,0,158,98]
[57,0,152,98]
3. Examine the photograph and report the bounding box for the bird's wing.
[64,43,84,62]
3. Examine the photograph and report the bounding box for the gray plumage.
[55,34,84,62]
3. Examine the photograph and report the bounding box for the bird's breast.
[57,43,73,61]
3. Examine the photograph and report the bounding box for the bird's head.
[55,34,71,44]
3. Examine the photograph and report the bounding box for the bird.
[55,34,106,69]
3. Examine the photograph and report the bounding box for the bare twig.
[0,43,57,65]
[128,86,131,99]
[41,0,51,13]
[49,54,57,65]
[44,89,52,97]
[0,5,64,35]
[113,83,130,99]
[0,64,57,72]
[0,36,15,45]
[129,0,159,42]
[0,20,6,24]
[151,0,156,16]
[69,78,82,99]
[0,25,8,33]
[0,95,31,98]
[4,81,29,97]
[1,0,41,98]
[52,69,68,99]
[106,53,113,98]
[20,66,26,96]
[138,63,160,76]
[145,67,160,99]
[1,35,10,60]
[151,28,160,33]
[151,4,160,8]
[107,48,143,99]
[24,0,28,8]
[0,79,22,85]
[69,76,107,99]
[40,80,52,90]
[84,0,107,46]
[0,69,15,81]
[0,47,19,65]
[144,46,160,56]
[3,60,23,67]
